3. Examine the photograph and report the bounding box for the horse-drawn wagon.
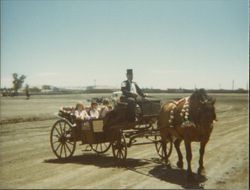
[50,89,217,180]
[50,98,173,160]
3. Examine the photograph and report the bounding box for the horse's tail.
[157,102,168,129]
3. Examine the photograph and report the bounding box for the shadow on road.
[148,164,207,189]
[44,153,150,169]
[44,155,207,189]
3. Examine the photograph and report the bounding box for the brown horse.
[158,89,217,180]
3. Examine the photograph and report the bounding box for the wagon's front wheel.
[112,133,127,160]
[155,135,172,159]
[90,142,111,154]
[50,119,76,159]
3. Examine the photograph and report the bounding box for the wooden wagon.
[50,99,173,160]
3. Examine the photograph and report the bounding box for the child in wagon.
[74,102,91,145]
[99,99,111,118]
[75,101,91,120]
[89,100,100,119]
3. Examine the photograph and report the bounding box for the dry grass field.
[0,93,248,189]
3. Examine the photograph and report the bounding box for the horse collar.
[169,96,196,128]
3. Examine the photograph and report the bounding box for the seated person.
[75,102,90,120]
[74,102,91,144]
[99,99,111,118]
[121,69,146,122]
[89,101,100,119]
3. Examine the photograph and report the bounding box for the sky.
[1,0,249,90]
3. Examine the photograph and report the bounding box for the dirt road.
[0,94,248,189]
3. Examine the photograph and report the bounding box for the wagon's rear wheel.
[90,142,111,154]
[112,133,127,160]
[50,119,76,159]
[155,135,172,159]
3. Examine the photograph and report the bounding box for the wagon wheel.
[155,135,172,159]
[112,133,127,160]
[90,142,111,154]
[50,119,76,159]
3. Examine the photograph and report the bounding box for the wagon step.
[129,141,156,146]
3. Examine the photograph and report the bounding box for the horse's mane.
[189,88,208,103]
[189,89,209,124]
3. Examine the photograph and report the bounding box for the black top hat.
[127,69,133,75]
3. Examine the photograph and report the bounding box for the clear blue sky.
[1,0,249,90]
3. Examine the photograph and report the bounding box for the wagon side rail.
[54,110,76,125]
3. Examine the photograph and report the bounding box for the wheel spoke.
[65,142,75,149]
[67,141,74,145]
[53,140,60,145]
[95,143,98,150]
[54,126,62,136]
[60,143,63,157]
[55,143,62,152]
[63,122,67,134]
[116,149,120,158]
[65,125,71,135]
[59,122,63,135]
[65,142,72,152]
[158,143,162,150]
[63,144,67,157]
[100,144,103,152]
[104,143,108,148]
[53,135,60,138]
[161,146,164,156]
[120,150,124,158]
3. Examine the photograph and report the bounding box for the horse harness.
[168,96,196,128]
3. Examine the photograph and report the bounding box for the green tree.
[42,85,51,90]
[29,86,41,93]
[12,73,26,95]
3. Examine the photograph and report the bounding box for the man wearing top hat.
[121,69,145,122]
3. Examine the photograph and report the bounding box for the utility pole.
[94,79,96,87]
[232,80,234,90]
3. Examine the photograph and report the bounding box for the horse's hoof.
[163,159,171,168]
[177,161,183,169]
[165,162,172,169]
[198,167,206,176]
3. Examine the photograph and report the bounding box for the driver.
[121,69,145,122]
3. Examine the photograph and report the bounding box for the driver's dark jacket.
[121,80,144,99]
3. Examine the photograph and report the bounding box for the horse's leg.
[160,128,170,166]
[174,138,183,169]
[184,140,193,179]
[162,138,172,167]
[197,140,208,176]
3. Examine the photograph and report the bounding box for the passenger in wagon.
[121,69,146,122]
[75,102,90,120]
[74,102,91,145]
[99,99,111,118]
[89,101,100,119]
